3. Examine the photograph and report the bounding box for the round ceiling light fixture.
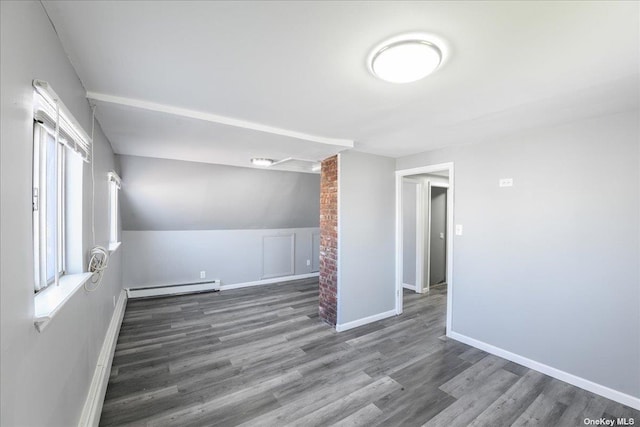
[251,158,274,167]
[369,35,443,84]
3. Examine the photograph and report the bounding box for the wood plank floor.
[101,278,639,426]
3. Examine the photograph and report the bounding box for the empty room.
[1,1,639,426]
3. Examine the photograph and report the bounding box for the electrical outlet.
[306,259,311,267]
[200,271,206,279]
[499,178,513,187]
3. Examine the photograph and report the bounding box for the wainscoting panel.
[312,233,320,272]
[262,234,295,279]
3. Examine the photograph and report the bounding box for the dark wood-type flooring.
[100,278,639,426]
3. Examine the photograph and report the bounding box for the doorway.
[395,163,454,334]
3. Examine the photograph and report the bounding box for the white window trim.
[34,272,93,332]
[33,79,92,161]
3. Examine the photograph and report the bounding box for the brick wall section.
[319,155,338,326]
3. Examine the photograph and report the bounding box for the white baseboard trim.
[126,280,220,299]
[220,272,319,291]
[448,331,640,411]
[402,283,416,291]
[78,289,127,427]
[336,309,396,332]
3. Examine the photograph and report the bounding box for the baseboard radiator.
[126,280,221,299]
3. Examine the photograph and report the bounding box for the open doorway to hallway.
[401,171,449,294]
[395,163,454,335]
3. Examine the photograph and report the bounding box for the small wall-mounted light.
[251,158,274,167]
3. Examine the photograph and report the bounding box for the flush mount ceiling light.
[251,158,274,167]
[369,35,443,84]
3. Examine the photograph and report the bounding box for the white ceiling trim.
[86,91,354,148]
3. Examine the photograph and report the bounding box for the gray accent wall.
[338,151,396,325]
[118,155,320,289]
[1,2,123,426]
[123,228,319,287]
[396,110,640,398]
[118,154,320,231]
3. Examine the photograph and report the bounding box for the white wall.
[338,151,396,325]
[123,228,319,288]
[0,2,123,426]
[397,110,640,400]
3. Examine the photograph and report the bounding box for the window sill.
[34,272,93,332]
[108,241,121,253]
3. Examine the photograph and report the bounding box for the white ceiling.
[43,1,639,173]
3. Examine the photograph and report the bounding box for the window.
[33,124,64,289]
[32,80,91,293]
[108,171,121,247]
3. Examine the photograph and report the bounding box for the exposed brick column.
[319,155,338,326]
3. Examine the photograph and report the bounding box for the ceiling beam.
[86,91,355,148]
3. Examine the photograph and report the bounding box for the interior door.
[429,187,447,285]
[402,180,419,290]
[420,181,432,293]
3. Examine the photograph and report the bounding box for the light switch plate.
[499,178,513,187]
[455,225,463,236]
